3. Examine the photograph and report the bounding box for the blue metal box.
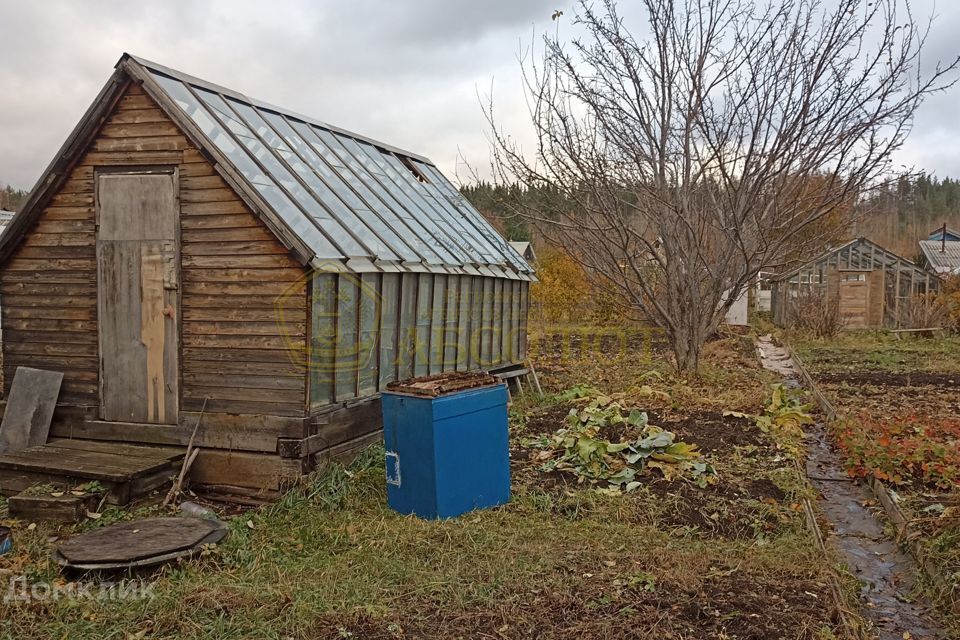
[382,383,511,519]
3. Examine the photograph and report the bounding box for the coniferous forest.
[463,173,960,262]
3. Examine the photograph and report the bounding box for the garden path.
[757,335,942,640]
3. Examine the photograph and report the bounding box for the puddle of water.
[756,335,943,639]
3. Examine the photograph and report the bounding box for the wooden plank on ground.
[0,445,174,481]
[8,492,99,524]
[0,367,64,454]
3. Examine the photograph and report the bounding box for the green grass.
[793,331,960,374]
[0,452,839,638]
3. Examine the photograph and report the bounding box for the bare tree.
[486,0,958,372]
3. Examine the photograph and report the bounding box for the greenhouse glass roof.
[127,55,532,280]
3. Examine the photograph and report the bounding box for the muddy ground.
[515,403,794,540]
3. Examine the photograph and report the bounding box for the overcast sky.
[1,0,958,192]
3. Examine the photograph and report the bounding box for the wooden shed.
[0,54,534,491]
[769,238,938,329]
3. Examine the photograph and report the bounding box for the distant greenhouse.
[770,238,939,329]
[0,210,14,232]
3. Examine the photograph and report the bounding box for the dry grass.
[0,331,859,639]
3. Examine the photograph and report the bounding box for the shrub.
[897,293,951,330]
[530,247,591,323]
[938,274,960,331]
[788,287,842,337]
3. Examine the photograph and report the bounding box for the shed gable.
[1,81,308,418]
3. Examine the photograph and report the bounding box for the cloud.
[0,0,556,189]
[1,0,958,193]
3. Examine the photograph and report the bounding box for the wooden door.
[838,272,869,328]
[96,172,179,424]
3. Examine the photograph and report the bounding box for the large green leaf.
[635,429,674,449]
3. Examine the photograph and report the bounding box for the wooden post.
[894,267,901,328]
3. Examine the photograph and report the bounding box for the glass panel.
[310,273,336,408]
[230,102,385,259]
[379,152,501,264]
[456,276,471,371]
[358,273,380,395]
[335,276,359,401]
[519,282,529,360]
[414,274,433,377]
[512,280,522,363]
[149,74,343,260]
[346,138,472,264]
[363,148,482,261]
[481,278,494,366]
[259,111,415,262]
[379,273,400,389]
[469,276,483,370]
[417,161,531,273]
[500,280,512,363]
[443,276,459,371]
[397,273,417,380]
[332,133,469,264]
[299,124,450,265]
[278,116,420,263]
[429,275,446,375]
[195,88,355,258]
[492,279,503,366]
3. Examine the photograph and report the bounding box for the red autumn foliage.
[834,412,960,489]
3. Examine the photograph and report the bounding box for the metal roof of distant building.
[919,240,960,274]
[928,226,960,241]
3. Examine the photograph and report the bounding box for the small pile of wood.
[385,372,500,398]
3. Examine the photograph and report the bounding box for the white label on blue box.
[385,451,401,487]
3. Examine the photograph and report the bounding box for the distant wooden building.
[0,54,533,490]
[508,241,537,266]
[770,238,939,329]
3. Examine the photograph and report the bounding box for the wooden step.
[8,490,100,524]
[0,438,185,505]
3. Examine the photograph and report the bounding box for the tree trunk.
[669,299,706,375]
